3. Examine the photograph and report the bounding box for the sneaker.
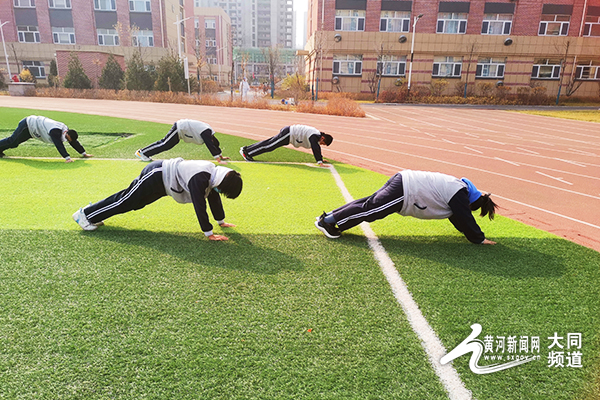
[239,146,254,162]
[72,208,98,231]
[135,149,152,162]
[315,212,341,239]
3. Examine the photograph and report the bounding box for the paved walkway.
[1,97,598,252]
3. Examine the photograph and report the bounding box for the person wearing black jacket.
[0,115,92,162]
[135,119,229,163]
[315,170,497,244]
[240,125,333,166]
[72,158,242,241]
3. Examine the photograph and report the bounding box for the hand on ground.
[208,234,229,241]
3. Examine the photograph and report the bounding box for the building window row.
[333,8,599,37]
[98,28,119,46]
[330,54,599,81]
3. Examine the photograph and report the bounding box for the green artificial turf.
[1,108,599,399]
[514,110,600,123]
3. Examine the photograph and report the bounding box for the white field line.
[495,194,600,230]
[554,158,587,168]
[535,171,573,185]
[464,146,483,154]
[494,157,520,167]
[328,165,473,400]
[516,147,540,155]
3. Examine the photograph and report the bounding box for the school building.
[303,0,600,97]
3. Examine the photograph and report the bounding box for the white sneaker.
[135,149,152,162]
[72,208,98,231]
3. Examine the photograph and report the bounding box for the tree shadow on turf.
[89,228,306,275]
[340,234,570,278]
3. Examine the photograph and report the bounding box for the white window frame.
[481,13,512,35]
[129,0,150,12]
[205,39,216,47]
[14,0,35,7]
[49,0,71,8]
[476,57,506,78]
[132,30,154,47]
[52,27,76,44]
[207,57,217,65]
[97,28,120,46]
[380,11,410,32]
[17,26,41,43]
[335,10,366,31]
[437,13,468,34]
[94,0,116,11]
[377,55,407,76]
[432,56,463,77]
[332,54,363,76]
[531,59,561,79]
[583,16,600,36]
[539,15,570,36]
[574,61,600,80]
[205,19,216,29]
[23,61,45,78]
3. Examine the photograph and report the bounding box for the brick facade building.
[1,0,231,85]
[304,0,600,97]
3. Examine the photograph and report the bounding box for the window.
[205,19,216,29]
[98,28,119,45]
[584,16,600,36]
[476,57,505,78]
[432,56,462,77]
[575,61,600,80]
[14,0,35,7]
[205,39,216,47]
[23,61,45,78]
[539,15,570,36]
[380,11,410,32]
[437,13,468,34]
[129,0,150,11]
[49,0,70,8]
[52,27,76,44]
[17,26,40,43]
[332,54,363,75]
[94,0,116,11]
[377,55,407,76]
[531,59,561,79]
[132,30,154,47]
[481,14,512,35]
[207,57,217,64]
[335,10,365,31]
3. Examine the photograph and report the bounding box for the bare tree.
[555,39,573,101]
[9,44,22,75]
[462,40,479,97]
[261,46,280,98]
[194,28,206,95]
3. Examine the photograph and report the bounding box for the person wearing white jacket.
[135,119,229,163]
[239,125,333,166]
[315,170,497,244]
[0,115,93,162]
[73,158,242,241]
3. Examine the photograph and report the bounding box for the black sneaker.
[239,146,254,162]
[315,212,341,239]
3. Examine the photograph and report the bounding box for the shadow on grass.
[0,157,94,170]
[340,233,573,278]
[89,228,306,275]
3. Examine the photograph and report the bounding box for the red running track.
[1,97,598,252]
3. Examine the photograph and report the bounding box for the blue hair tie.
[461,178,482,204]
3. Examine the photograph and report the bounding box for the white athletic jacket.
[26,115,68,143]
[176,119,214,145]
[399,170,467,219]
[289,125,320,149]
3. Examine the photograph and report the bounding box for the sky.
[294,0,309,49]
